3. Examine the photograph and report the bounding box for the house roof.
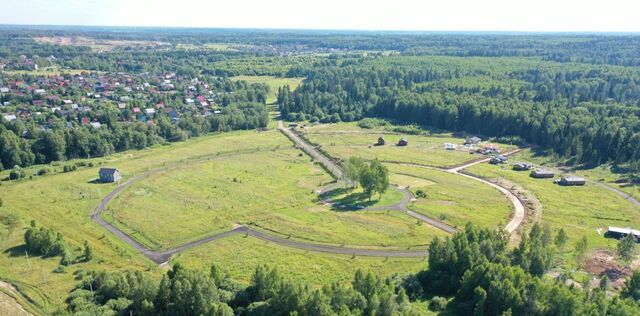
[562,176,585,182]
[608,226,640,236]
[532,169,554,174]
[99,167,119,174]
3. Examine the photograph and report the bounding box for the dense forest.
[279,56,640,168]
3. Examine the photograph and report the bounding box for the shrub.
[53,265,66,273]
[357,118,391,129]
[429,296,448,311]
[9,170,21,180]
[415,190,427,198]
[37,168,48,176]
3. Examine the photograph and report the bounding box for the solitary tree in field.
[84,240,93,261]
[554,228,568,250]
[617,234,637,264]
[574,236,588,266]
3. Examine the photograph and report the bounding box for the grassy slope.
[171,234,427,286]
[387,164,513,230]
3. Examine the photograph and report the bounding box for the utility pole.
[25,250,31,269]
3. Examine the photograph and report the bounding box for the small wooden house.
[397,138,408,146]
[444,143,456,150]
[490,155,508,164]
[530,169,554,178]
[513,162,533,171]
[99,168,121,183]
[557,176,586,186]
[376,137,386,146]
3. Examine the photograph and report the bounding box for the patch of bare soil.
[492,178,541,245]
[585,249,631,290]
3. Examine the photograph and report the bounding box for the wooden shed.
[530,169,555,179]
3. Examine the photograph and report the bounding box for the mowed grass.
[302,122,496,168]
[386,164,513,230]
[231,75,304,104]
[111,145,444,250]
[170,234,427,286]
[465,156,640,252]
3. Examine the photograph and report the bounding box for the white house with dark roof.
[99,168,121,183]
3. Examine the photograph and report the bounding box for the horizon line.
[1,23,639,35]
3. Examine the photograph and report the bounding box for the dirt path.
[0,281,33,316]
[91,130,431,265]
[92,126,524,265]
[387,148,526,234]
[278,121,345,179]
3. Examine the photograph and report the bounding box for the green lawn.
[323,186,405,211]
[302,122,510,168]
[110,146,444,250]
[465,156,640,253]
[170,234,427,286]
[386,164,513,230]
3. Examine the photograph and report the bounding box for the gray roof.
[608,226,640,236]
[532,169,554,174]
[99,167,119,175]
[562,176,585,182]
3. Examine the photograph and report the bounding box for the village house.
[530,169,555,178]
[444,143,457,150]
[99,168,121,183]
[397,138,409,146]
[605,226,640,240]
[464,136,482,145]
[376,136,386,146]
[490,155,508,164]
[513,162,533,171]
[556,176,586,186]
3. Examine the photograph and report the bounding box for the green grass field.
[109,144,444,250]
[170,234,427,286]
[302,122,508,168]
[231,75,304,104]
[387,164,513,229]
[465,154,640,253]
[0,130,291,312]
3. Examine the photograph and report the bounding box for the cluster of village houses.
[0,67,229,127]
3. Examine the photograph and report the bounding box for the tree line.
[63,223,640,315]
[278,58,640,169]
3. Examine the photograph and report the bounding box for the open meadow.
[465,151,640,254]
[231,75,304,104]
[302,122,513,168]
[0,128,446,313]
[386,164,513,230]
[108,138,444,250]
[171,234,427,286]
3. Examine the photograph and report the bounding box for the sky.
[0,0,639,32]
